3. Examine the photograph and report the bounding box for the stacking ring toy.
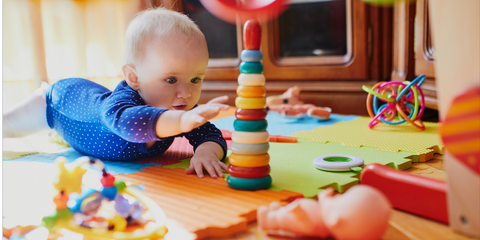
[199,0,289,24]
[230,142,270,155]
[238,73,266,86]
[229,153,270,167]
[362,74,426,130]
[231,130,269,144]
[227,175,272,190]
[313,154,364,172]
[228,165,270,178]
[241,50,264,62]
[235,108,268,120]
[235,97,267,109]
[237,85,266,98]
[240,62,264,74]
[234,119,268,132]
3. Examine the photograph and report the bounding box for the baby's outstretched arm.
[186,141,228,178]
[155,96,229,138]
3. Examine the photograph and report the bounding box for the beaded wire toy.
[362,74,426,130]
[4,157,167,240]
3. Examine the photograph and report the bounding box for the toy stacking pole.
[227,19,272,190]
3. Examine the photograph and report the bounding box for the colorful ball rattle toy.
[199,0,289,24]
[362,74,426,130]
[4,156,167,240]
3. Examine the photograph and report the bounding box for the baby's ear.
[122,64,140,90]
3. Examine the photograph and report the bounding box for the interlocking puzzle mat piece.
[3,132,65,160]
[6,147,160,175]
[292,117,444,162]
[211,111,358,136]
[166,139,412,197]
[115,166,303,240]
[4,137,198,174]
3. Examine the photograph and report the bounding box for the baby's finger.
[185,163,195,174]
[207,95,229,104]
[203,162,218,178]
[212,162,225,178]
[219,161,229,172]
[194,163,204,178]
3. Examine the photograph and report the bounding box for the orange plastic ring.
[229,153,270,167]
[237,86,266,98]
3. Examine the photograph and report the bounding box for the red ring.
[199,0,289,24]
[228,164,270,178]
[235,108,268,120]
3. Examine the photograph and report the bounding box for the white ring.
[312,154,364,172]
[238,73,266,86]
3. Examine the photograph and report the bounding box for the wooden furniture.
[156,0,394,116]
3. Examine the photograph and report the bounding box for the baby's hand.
[180,96,229,133]
[186,148,228,178]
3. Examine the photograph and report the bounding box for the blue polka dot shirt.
[46,78,227,161]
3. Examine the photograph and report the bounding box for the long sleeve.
[100,81,167,143]
[183,122,228,161]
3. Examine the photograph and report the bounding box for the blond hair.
[124,7,205,66]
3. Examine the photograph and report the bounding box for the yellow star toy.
[53,157,87,195]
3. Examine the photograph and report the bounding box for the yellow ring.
[238,73,266,86]
[235,97,266,109]
[229,153,270,167]
[231,131,269,144]
[237,85,266,98]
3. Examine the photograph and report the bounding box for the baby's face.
[134,34,208,111]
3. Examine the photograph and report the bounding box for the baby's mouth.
[172,105,187,110]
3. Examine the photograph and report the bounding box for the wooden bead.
[228,165,270,178]
[238,73,266,86]
[237,85,266,98]
[243,19,262,50]
[241,50,263,62]
[231,130,269,144]
[234,119,267,132]
[229,153,270,167]
[235,97,266,109]
[235,108,268,121]
[240,62,263,74]
[231,141,269,155]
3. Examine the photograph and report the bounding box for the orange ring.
[229,153,270,167]
[396,103,425,130]
[237,86,266,98]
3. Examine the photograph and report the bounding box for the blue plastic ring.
[240,62,263,74]
[234,119,268,132]
[227,175,272,190]
[241,50,263,62]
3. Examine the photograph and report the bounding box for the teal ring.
[230,142,270,155]
[240,62,263,74]
[234,119,267,132]
[241,50,263,62]
[227,175,272,190]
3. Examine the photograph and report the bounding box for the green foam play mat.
[165,139,413,197]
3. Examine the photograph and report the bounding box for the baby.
[3,7,230,179]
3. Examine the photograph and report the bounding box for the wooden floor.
[201,154,476,240]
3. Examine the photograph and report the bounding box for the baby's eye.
[165,77,177,84]
[191,77,201,84]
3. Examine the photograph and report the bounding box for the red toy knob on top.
[243,19,262,50]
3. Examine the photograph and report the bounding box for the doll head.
[319,186,392,240]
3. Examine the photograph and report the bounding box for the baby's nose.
[177,86,191,99]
